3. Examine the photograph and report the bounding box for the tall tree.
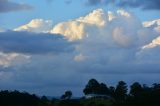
[108,86,115,97]
[83,79,100,95]
[130,82,142,97]
[115,81,128,101]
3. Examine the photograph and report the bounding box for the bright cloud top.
[142,36,160,49]
[51,9,135,41]
[14,19,53,33]
[51,9,159,48]
[143,19,160,33]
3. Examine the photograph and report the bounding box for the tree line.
[83,79,160,106]
[0,78,160,106]
[0,90,55,106]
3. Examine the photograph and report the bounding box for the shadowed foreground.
[0,79,160,106]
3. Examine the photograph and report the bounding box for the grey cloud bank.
[0,31,73,54]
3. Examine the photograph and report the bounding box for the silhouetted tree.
[83,78,110,96]
[115,81,128,101]
[99,83,109,95]
[152,83,160,105]
[41,96,48,101]
[65,91,72,99]
[61,90,72,100]
[0,90,41,106]
[130,82,142,97]
[108,86,115,97]
[41,95,50,105]
[83,79,100,95]
[1,79,160,106]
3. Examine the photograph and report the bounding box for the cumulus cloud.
[14,19,53,33]
[51,9,154,46]
[143,19,160,33]
[143,19,160,27]
[51,8,160,74]
[86,0,160,10]
[142,36,160,49]
[51,9,109,41]
[49,9,160,80]
[1,9,160,96]
[51,9,110,41]
[0,0,33,13]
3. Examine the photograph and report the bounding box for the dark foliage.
[0,90,52,106]
[61,90,72,100]
[114,81,128,101]
[83,78,110,95]
[83,79,160,106]
[0,79,160,106]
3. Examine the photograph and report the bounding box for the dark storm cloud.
[0,0,33,13]
[86,0,160,10]
[0,31,74,54]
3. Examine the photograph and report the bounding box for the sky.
[0,0,160,96]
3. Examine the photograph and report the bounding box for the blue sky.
[1,0,160,29]
[0,0,160,96]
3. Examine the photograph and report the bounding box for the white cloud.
[14,19,53,33]
[50,8,160,68]
[51,21,86,41]
[117,9,131,17]
[108,11,116,21]
[77,9,107,26]
[142,36,160,49]
[51,8,151,47]
[0,52,30,68]
[51,9,108,41]
[51,9,141,43]
[143,19,160,27]
[143,19,160,33]
[50,9,96,40]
